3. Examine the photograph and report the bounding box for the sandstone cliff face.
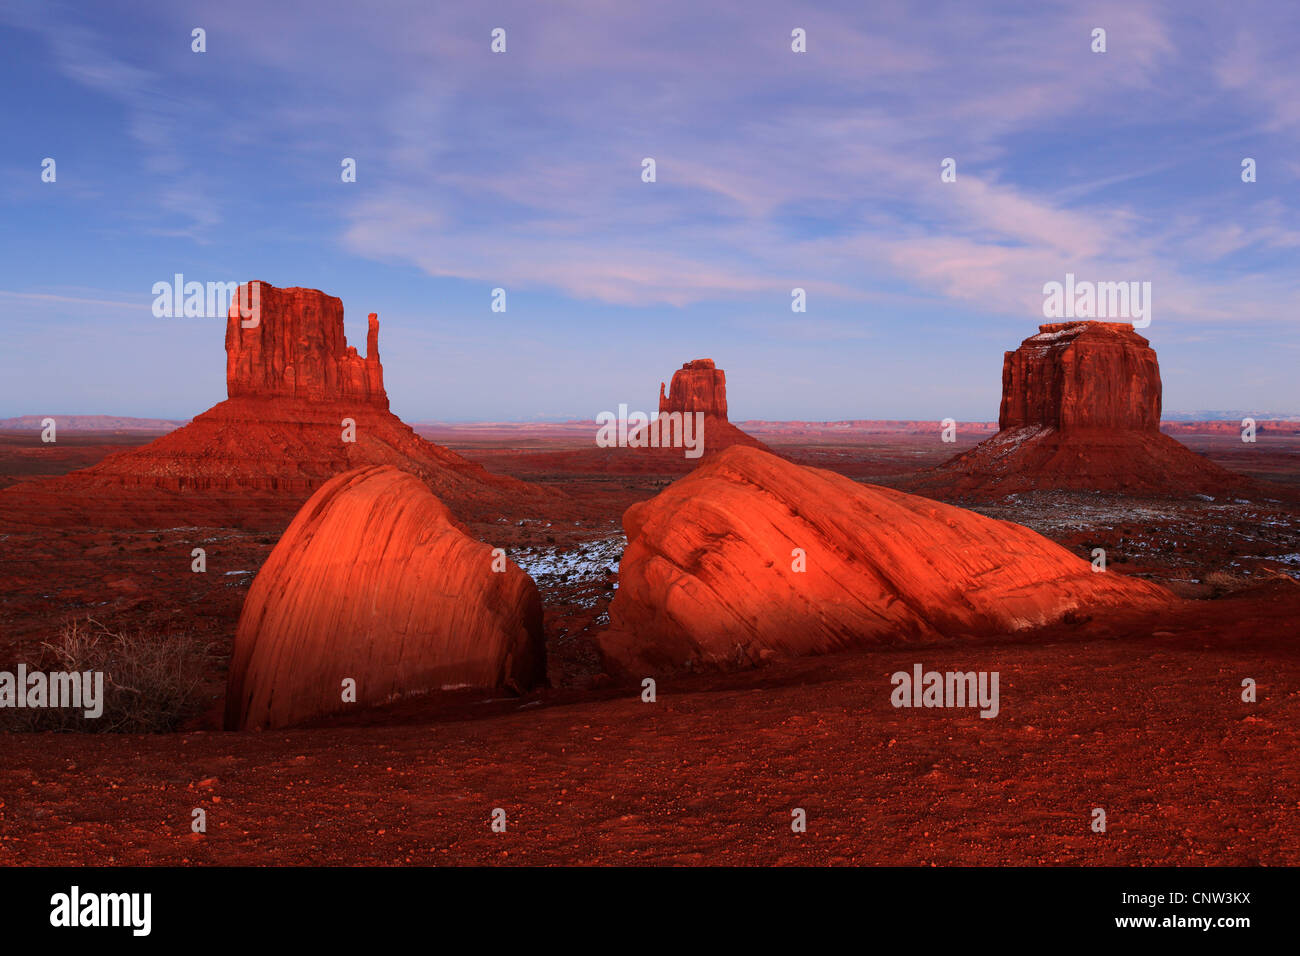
[911,321,1243,498]
[639,357,767,460]
[225,466,545,730]
[999,323,1160,431]
[2,283,559,528]
[659,358,728,419]
[598,446,1168,677]
[225,282,387,407]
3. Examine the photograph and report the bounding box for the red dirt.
[1,587,1296,866]
[2,425,1299,865]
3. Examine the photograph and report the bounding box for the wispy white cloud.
[9,0,1300,335]
[2,0,219,232]
[259,0,1294,323]
[0,289,143,310]
[1215,28,1300,132]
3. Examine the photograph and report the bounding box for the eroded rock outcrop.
[999,322,1160,430]
[598,445,1169,677]
[225,465,545,730]
[643,357,768,460]
[910,322,1243,498]
[659,358,729,420]
[0,281,558,528]
[526,357,769,476]
[226,283,386,407]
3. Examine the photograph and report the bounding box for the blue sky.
[2,0,1297,421]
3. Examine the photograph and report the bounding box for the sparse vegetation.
[1203,570,1253,597]
[2,619,213,733]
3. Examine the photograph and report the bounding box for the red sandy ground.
[1,424,1299,865]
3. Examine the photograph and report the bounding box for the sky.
[1,0,1298,422]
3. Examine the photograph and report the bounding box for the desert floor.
[1,427,1297,865]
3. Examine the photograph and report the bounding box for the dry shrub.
[1,619,213,733]
[1202,570,1252,597]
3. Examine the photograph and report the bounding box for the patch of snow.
[513,533,625,583]
[1026,326,1083,344]
[511,533,626,609]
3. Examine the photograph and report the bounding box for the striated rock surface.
[642,357,768,461]
[999,322,1160,431]
[0,282,558,529]
[225,465,545,730]
[659,358,729,420]
[910,322,1243,498]
[226,283,386,407]
[598,445,1169,677]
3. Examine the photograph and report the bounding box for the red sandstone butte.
[660,358,729,419]
[0,281,557,528]
[597,445,1169,678]
[646,358,768,457]
[225,465,545,730]
[522,357,770,476]
[226,284,386,406]
[910,322,1244,498]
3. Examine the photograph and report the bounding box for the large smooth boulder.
[598,446,1170,677]
[225,465,545,729]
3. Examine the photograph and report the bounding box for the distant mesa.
[659,358,728,420]
[502,356,771,475]
[645,357,769,456]
[1161,418,1300,436]
[909,321,1246,499]
[225,465,545,730]
[1000,321,1159,431]
[0,415,186,433]
[0,281,557,528]
[597,445,1170,678]
[735,420,1000,437]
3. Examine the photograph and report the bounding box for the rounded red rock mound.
[225,465,545,730]
[598,445,1169,677]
